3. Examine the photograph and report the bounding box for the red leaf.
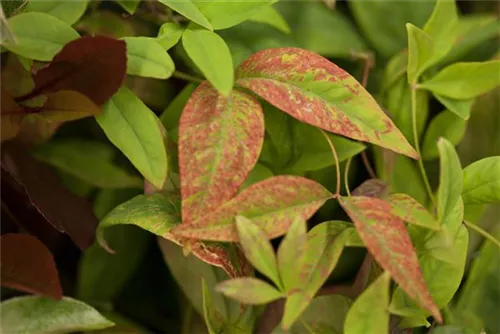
[172,176,332,241]
[339,196,442,323]
[1,143,98,249]
[235,48,418,159]
[18,36,126,105]
[1,87,26,142]
[179,82,264,224]
[1,233,62,299]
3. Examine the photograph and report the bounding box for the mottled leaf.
[179,83,264,223]
[25,36,126,105]
[1,296,114,333]
[216,278,283,305]
[97,87,168,189]
[1,234,62,299]
[96,193,179,252]
[419,61,500,99]
[462,157,500,204]
[25,0,88,25]
[235,47,418,159]
[235,216,280,286]
[3,12,79,61]
[121,37,175,79]
[437,138,463,221]
[182,27,234,96]
[387,193,440,230]
[156,22,183,50]
[37,91,101,122]
[277,217,307,292]
[1,87,25,142]
[423,110,467,160]
[158,0,212,30]
[339,196,442,322]
[344,272,391,334]
[34,139,142,189]
[172,176,332,241]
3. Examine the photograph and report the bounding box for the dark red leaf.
[17,36,126,105]
[1,87,26,142]
[1,143,98,249]
[1,233,62,299]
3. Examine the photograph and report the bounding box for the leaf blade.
[216,278,283,305]
[121,37,175,79]
[462,157,500,204]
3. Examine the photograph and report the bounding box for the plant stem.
[361,151,376,179]
[410,84,436,209]
[172,71,204,83]
[320,129,341,197]
[463,220,500,249]
[344,157,353,196]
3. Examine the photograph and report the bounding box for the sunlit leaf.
[1,234,62,299]
[437,138,463,221]
[462,157,500,204]
[344,272,391,334]
[178,83,264,224]
[236,47,418,159]
[121,37,175,79]
[25,0,88,25]
[277,217,307,292]
[156,22,183,50]
[422,110,467,160]
[339,196,442,322]
[216,278,283,305]
[158,0,212,30]
[1,296,114,333]
[97,87,168,189]
[172,176,332,241]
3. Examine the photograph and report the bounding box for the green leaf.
[339,196,442,322]
[344,272,391,334]
[462,157,500,204]
[216,278,283,305]
[387,193,440,230]
[1,296,114,333]
[422,111,467,160]
[434,94,474,120]
[3,12,79,61]
[437,137,463,221]
[241,164,273,190]
[178,83,264,224]
[97,87,168,189]
[121,37,175,79]
[406,24,435,84]
[160,83,198,140]
[195,0,276,30]
[202,278,225,334]
[96,193,180,252]
[156,22,183,50]
[33,139,143,189]
[157,0,212,30]
[172,176,332,241]
[422,0,458,61]
[385,156,428,206]
[419,61,500,99]
[261,102,294,170]
[182,27,233,96]
[116,0,141,14]
[382,51,408,92]
[277,217,307,292]
[235,216,281,287]
[236,47,418,159]
[249,5,290,34]
[25,0,88,25]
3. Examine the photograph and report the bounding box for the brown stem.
[361,151,377,179]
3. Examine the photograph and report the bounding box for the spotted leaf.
[339,196,442,323]
[172,176,332,241]
[235,48,418,159]
[179,82,264,224]
[387,193,440,230]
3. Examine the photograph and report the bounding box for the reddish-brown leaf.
[1,233,62,299]
[179,82,264,224]
[1,87,26,142]
[235,48,418,159]
[38,90,101,122]
[339,196,442,323]
[18,36,126,105]
[1,143,98,249]
[351,179,388,198]
[172,176,332,241]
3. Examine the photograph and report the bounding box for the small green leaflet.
[156,22,183,50]
[422,110,467,160]
[1,296,114,334]
[96,193,180,253]
[121,37,175,79]
[277,217,307,292]
[419,61,500,99]
[216,278,283,305]
[158,0,212,30]
[406,24,434,84]
[116,0,141,14]
[236,47,418,159]
[434,94,474,120]
[437,138,463,221]
[344,272,391,334]
[462,157,500,204]
[235,216,282,288]
[97,87,168,189]
[182,27,234,96]
[3,12,79,61]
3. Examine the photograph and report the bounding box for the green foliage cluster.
[1,0,499,333]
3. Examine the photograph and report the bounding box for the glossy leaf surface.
[236,47,418,158]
